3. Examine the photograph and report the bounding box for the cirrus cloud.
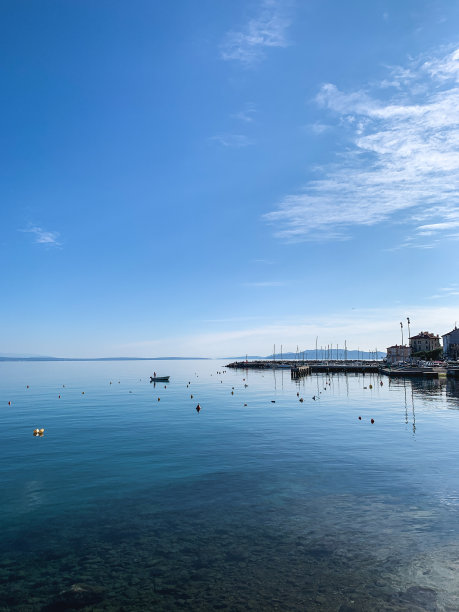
[20,226,61,247]
[220,0,291,66]
[265,46,459,245]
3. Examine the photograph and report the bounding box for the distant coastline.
[0,356,210,362]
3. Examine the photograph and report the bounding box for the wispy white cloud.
[265,46,459,244]
[307,122,331,135]
[220,0,291,66]
[20,226,61,247]
[429,285,459,299]
[231,103,257,123]
[210,134,253,147]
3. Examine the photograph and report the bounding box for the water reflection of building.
[409,377,459,407]
[389,377,459,435]
[442,327,459,360]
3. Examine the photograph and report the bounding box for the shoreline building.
[386,345,411,364]
[409,331,441,354]
[442,327,459,360]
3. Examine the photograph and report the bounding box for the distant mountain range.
[221,355,265,360]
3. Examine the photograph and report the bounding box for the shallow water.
[1,360,459,610]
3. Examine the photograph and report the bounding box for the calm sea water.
[1,360,459,611]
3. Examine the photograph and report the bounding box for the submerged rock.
[45,582,105,610]
[392,585,438,611]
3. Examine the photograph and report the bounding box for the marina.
[227,360,459,379]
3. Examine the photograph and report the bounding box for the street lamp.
[407,317,411,364]
[400,322,404,363]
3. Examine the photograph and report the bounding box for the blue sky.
[1,0,459,357]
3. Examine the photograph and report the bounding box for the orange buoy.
[8,401,11,406]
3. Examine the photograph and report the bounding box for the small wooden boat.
[150,375,170,382]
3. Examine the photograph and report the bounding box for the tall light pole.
[400,322,404,363]
[407,317,411,364]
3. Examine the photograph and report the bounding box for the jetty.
[226,360,459,379]
[380,367,439,379]
[226,360,381,374]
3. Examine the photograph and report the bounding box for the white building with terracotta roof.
[409,331,441,354]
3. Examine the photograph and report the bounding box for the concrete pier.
[291,365,310,379]
[226,360,381,374]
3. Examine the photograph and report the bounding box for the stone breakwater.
[226,360,381,373]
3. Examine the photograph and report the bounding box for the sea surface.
[1,360,459,611]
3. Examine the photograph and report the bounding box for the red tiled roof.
[410,331,439,339]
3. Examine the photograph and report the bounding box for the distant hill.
[221,355,265,360]
[0,356,210,362]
